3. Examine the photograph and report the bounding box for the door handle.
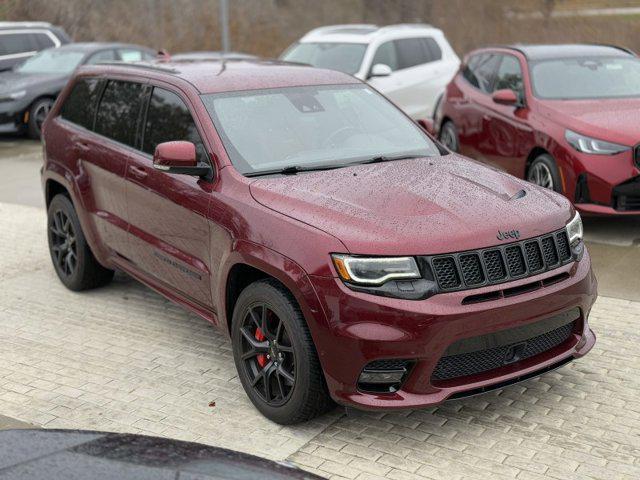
[74,141,90,153]
[128,165,148,179]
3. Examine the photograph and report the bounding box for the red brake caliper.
[255,328,267,368]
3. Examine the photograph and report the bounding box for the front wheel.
[28,98,54,139]
[527,154,562,193]
[231,279,334,424]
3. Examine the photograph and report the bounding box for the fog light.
[358,370,406,384]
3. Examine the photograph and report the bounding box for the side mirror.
[153,141,211,178]
[492,88,520,106]
[369,63,392,78]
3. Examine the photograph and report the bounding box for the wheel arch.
[220,242,328,340]
[525,146,552,177]
[45,178,70,208]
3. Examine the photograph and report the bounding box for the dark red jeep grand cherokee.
[41,59,596,424]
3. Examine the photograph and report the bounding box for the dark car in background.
[433,44,640,215]
[0,42,155,138]
[0,21,70,71]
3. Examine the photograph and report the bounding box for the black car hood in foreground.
[0,71,69,97]
[0,430,323,479]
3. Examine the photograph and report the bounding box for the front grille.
[427,228,573,293]
[432,321,576,381]
[432,257,461,289]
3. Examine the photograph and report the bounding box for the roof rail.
[379,23,433,30]
[0,21,53,28]
[305,24,378,36]
[93,61,179,74]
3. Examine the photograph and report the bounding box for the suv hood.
[249,156,572,255]
[539,98,640,146]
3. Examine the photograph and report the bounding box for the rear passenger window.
[95,80,145,147]
[0,32,35,55]
[86,50,116,65]
[422,38,442,62]
[60,78,102,130]
[395,38,429,69]
[142,88,207,163]
[32,32,55,50]
[118,49,144,62]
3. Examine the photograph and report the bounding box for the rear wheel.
[47,194,114,291]
[28,98,54,139]
[527,154,562,193]
[231,278,333,424]
[439,120,459,152]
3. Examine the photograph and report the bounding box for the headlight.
[565,129,629,155]
[566,212,583,246]
[0,90,27,102]
[331,254,421,285]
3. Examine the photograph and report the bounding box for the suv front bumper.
[308,249,596,410]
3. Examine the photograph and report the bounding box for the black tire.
[231,278,334,424]
[527,154,562,193]
[47,194,114,291]
[439,120,459,152]
[27,97,54,139]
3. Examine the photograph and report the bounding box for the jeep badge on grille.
[497,230,520,241]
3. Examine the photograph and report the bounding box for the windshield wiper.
[358,154,425,165]
[245,163,348,177]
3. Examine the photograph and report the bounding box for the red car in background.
[433,44,640,215]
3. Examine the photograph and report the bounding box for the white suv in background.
[281,24,460,122]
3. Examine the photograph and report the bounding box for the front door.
[125,85,213,308]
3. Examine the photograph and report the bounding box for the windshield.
[281,42,366,75]
[530,56,640,99]
[16,49,85,75]
[202,84,439,175]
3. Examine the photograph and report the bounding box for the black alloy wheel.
[239,303,296,406]
[49,208,77,277]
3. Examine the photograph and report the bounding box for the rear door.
[88,79,147,256]
[124,85,213,307]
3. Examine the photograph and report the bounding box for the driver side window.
[142,87,207,164]
[371,41,398,71]
[494,55,524,98]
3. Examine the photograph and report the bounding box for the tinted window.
[95,80,145,147]
[86,50,116,64]
[143,88,206,163]
[422,38,442,62]
[371,41,398,71]
[32,32,55,50]
[0,32,35,55]
[494,55,524,96]
[395,38,429,69]
[60,78,103,129]
[462,54,500,93]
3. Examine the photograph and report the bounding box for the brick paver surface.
[1,202,639,479]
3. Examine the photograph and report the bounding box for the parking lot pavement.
[1,200,639,479]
